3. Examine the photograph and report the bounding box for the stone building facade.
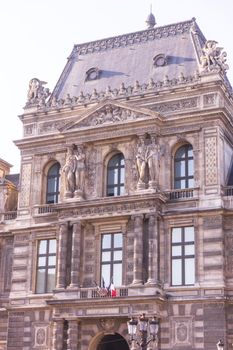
[0,16,233,350]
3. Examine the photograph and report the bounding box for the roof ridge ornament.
[146,4,156,29]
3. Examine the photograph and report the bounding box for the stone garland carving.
[225,234,233,275]
[19,163,32,208]
[62,144,86,200]
[25,78,50,108]
[136,134,160,190]
[85,148,97,197]
[204,136,218,186]
[200,40,229,73]
[152,97,198,114]
[24,73,201,112]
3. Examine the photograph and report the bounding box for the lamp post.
[127,314,159,350]
[216,339,224,350]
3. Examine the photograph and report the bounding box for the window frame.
[36,238,57,294]
[106,153,125,197]
[100,232,123,287]
[174,144,194,189]
[171,226,195,286]
[46,162,60,204]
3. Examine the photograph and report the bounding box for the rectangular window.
[171,227,195,286]
[36,239,56,293]
[100,233,123,287]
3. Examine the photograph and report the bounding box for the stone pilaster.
[56,223,68,289]
[69,222,81,288]
[52,319,64,350]
[146,214,157,285]
[67,319,78,350]
[132,214,144,285]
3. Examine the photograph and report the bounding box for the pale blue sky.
[0,0,232,172]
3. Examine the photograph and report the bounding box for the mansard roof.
[52,18,205,101]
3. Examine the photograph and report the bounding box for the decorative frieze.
[152,97,198,114]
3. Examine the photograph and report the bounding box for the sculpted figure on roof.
[26,78,50,107]
[200,40,229,72]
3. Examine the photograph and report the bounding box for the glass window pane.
[172,228,182,243]
[38,257,46,267]
[175,161,185,177]
[107,187,114,196]
[188,159,194,176]
[172,246,182,256]
[46,194,56,204]
[102,252,111,262]
[47,268,56,292]
[175,147,186,159]
[184,227,194,241]
[120,185,125,195]
[107,169,115,186]
[47,178,57,192]
[185,258,195,284]
[48,164,60,176]
[102,235,111,249]
[188,146,193,157]
[114,251,122,260]
[113,263,122,286]
[188,178,194,188]
[101,265,110,287]
[48,255,56,266]
[114,234,122,248]
[36,270,46,293]
[38,240,47,254]
[49,239,56,254]
[185,245,195,255]
[172,259,182,286]
[120,167,125,183]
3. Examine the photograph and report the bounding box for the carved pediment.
[60,100,162,132]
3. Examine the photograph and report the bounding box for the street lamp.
[127,314,159,350]
[216,339,224,350]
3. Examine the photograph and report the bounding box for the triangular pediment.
[60,100,163,132]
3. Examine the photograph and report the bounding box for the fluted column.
[67,319,78,350]
[146,214,158,285]
[52,319,64,350]
[132,214,144,285]
[56,222,68,289]
[69,222,81,288]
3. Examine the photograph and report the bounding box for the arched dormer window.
[46,162,60,204]
[174,144,194,189]
[107,153,125,196]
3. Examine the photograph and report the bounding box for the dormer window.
[85,67,101,81]
[153,54,167,67]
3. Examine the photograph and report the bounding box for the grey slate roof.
[52,18,206,101]
[5,174,20,187]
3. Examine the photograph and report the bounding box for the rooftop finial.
[146,4,156,29]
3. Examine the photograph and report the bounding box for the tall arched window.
[46,162,60,204]
[107,153,125,196]
[174,144,194,189]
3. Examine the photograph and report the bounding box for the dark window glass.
[46,163,60,204]
[101,233,123,287]
[174,145,194,189]
[107,154,125,196]
[171,227,195,286]
[36,239,56,293]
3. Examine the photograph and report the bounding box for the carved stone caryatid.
[69,222,81,288]
[52,319,64,350]
[200,40,229,73]
[56,223,68,289]
[62,144,86,200]
[62,146,76,197]
[74,145,85,199]
[147,135,160,189]
[67,319,78,350]
[136,135,160,190]
[26,78,50,107]
[132,214,144,285]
